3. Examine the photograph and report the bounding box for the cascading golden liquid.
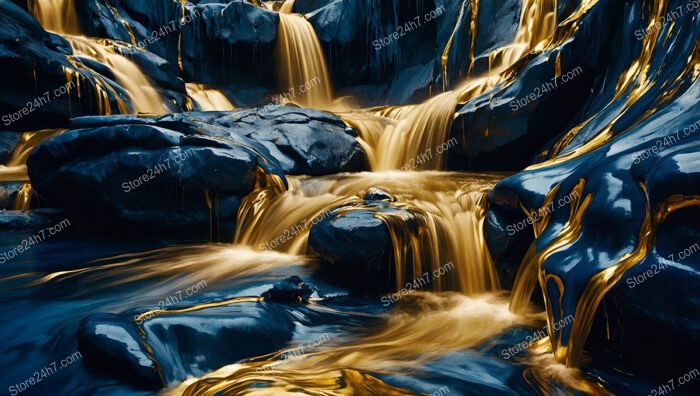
[343,0,558,172]
[65,36,168,114]
[274,0,334,108]
[28,1,168,115]
[185,83,236,111]
[235,172,502,295]
[28,0,81,35]
[14,0,638,394]
[0,129,66,210]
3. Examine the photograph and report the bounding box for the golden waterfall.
[274,0,334,108]
[342,0,559,171]
[29,0,168,115]
[28,0,80,35]
[164,1,614,393]
[0,129,65,211]
[65,36,169,115]
[186,83,236,111]
[234,172,501,294]
[8,0,640,394]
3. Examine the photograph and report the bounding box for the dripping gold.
[0,219,71,264]
[635,0,700,40]
[7,351,82,396]
[134,280,208,324]
[134,9,201,50]
[121,148,195,193]
[2,81,76,126]
[507,189,581,236]
[509,66,583,111]
[381,261,455,306]
[372,5,446,51]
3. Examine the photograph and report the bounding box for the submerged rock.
[0,182,22,209]
[261,276,315,303]
[363,187,395,202]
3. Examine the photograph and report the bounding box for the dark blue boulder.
[0,209,56,230]
[77,313,163,389]
[136,302,295,384]
[308,203,402,292]
[26,123,277,234]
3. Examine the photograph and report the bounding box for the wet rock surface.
[25,107,363,235]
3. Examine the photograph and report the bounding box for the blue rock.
[483,0,700,375]
[79,303,297,388]
[308,203,403,292]
[77,313,163,389]
[25,123,277,234]
[363,187,395,202]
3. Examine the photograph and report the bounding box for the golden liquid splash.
[275,0,334,108]
[235,172,502,295]
[28,0,81,35]
[168,293,538,396]
[523,338,614,396]
[186,83,236,111]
